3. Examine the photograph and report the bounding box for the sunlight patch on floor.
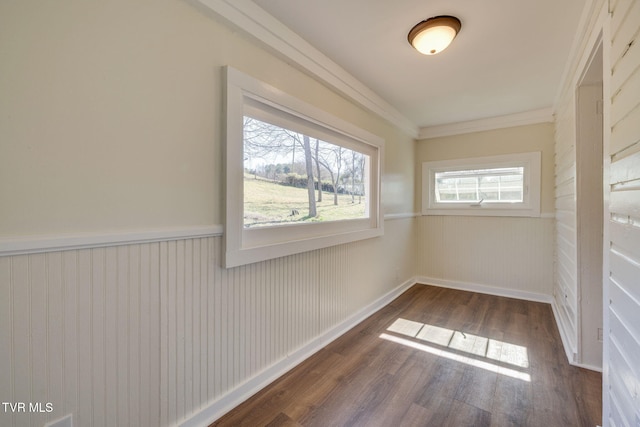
[379,333,531,382]
[385,318,530,369]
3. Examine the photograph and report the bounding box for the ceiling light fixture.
[408,15,461,55]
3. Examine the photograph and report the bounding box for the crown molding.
[418,107,555,139]
[190,0,419,138]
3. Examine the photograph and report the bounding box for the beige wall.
[415,122,556,214]
[0,0,414,238]
[414,123,556,297]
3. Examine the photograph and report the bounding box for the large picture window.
[224,67,383,267]
[422,152,541,217]
[243,115,370,228]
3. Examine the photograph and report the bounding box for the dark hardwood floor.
[213,284,602,427]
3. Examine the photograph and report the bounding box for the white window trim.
[422,152,541,217]
[224,66,384,268]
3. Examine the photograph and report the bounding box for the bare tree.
[244,116,317,217]
[316,144,345,205]
[243,117,294,161]
[302,135,317,217]
[243,116,366,217]
[350,151,357,203]
[358,154,366,204]
[314,139,323,202]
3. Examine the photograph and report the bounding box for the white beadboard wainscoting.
[0,217,416,427]
[416,215,555,299]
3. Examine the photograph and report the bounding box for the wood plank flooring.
[212,285,602,427]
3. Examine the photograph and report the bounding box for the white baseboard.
[179,277,416,427]
[572,362,603,373]
[549,299,603,373]
[415,276,553,304]
[550,297,578,365]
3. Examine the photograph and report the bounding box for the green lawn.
[244,176,366,227]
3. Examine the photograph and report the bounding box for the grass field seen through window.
[244,176,366,227]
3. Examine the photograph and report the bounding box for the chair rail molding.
[0,225,223,256]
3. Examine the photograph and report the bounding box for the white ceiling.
[252,0,586,129]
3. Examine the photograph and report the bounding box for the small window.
[422,152,541,217]
[225,67,383,267]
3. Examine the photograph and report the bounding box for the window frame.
[224,66,384,268]
[422,152,541,217]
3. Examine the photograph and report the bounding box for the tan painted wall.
[415,122,556,214]
[0,0,415,238]
[414,123,556,297]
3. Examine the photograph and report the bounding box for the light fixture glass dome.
[408,16,461,55]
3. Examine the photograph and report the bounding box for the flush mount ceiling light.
[408,15,461,55]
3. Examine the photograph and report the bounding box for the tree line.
[246,164,364,195]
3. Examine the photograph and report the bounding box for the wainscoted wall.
[0,2,418,425]
[0,218,416,427]
[414,123,557,303]
[416,216,555,300]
